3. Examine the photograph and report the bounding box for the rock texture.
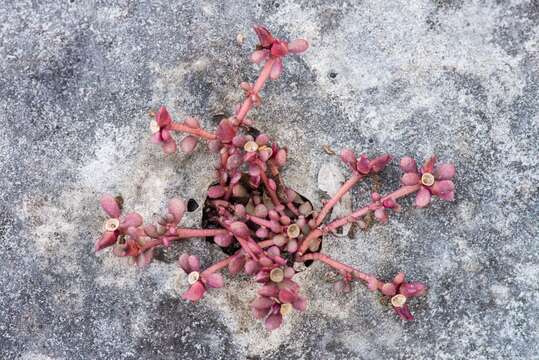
[1,1,538,359]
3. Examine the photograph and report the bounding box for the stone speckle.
[1,1,538,359]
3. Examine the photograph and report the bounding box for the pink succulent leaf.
[274,148,287,166]
[95,231,118,252]
[230,221,250,237]
[143,224,159,238]
[382,198,396,209]
[180,135,198,154]
[208,185,226,199]
[228,255,246,274]
[381,283,397,296]
[136,249,154,267]
[401,172,420,186]
[112,243,127,257]
[245,259,261,275]
[340,148,357,169]
[184,117,200,128]
[251,49,269,64]
[151,132,163,144]
[161,129,172,142]
[356,154,371,174]
[226,154,243,170]
[393,272,405,285]
[182,280,206,302]
[167,198,185,224]
[126,227,140,240]
[252,296,274,310]
[394,304,414,321]
[374,208,388,223]
[437,190,455,201]
[369,154,392,173]
[253,25,274,48]
[258,284,279,297]
[188,255,201,272]
[431,180,455,199]
[399,282,427,298]
[255,270,270,283]
[367,276,379,292]
[434,163,456,180]
[162,139,177,154]
[208,140,222,153]
[415,187,432,208]
[214,233,233,247]
[178,254,191,273]
[269,57,283,80]
[204,273,224,288]
[216,119,236,143]
[287,39,309,54]
[265,313,283,330]
[399,156,417,173]
[292,296,307,311]
[120,212,143,229]
[100,194,121,218]
[284,267,295,279]
[156,106,172,127]
[278,288,297,304]
[423,155,437,173]
[270,39,288,57]
[252,306,271,320]
[255,134,269,145]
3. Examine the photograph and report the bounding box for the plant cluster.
[95,26,456,330]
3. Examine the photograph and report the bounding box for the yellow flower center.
[149,120,160,134]
[280,303,292,316]
[287,224,301,238]
[243,141,259,152]
[104,218,120,232]
[421,172,435,186]
[390,294,407,308]
[187,271,200,285]
[270,268,285,283]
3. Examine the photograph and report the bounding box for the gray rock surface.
[1,1,538,359]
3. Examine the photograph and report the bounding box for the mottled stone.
[0,1,537,359]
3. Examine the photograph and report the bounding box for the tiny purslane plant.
[95,26,456,330]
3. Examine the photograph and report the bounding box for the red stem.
[176,228,228,238]
[255,161,281,206]
[170,122,217,140]
[236,59,275,122]
[298,253,379,287]
[202,239,275,276]
[298,184,421,255]
[315,173,363,226]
